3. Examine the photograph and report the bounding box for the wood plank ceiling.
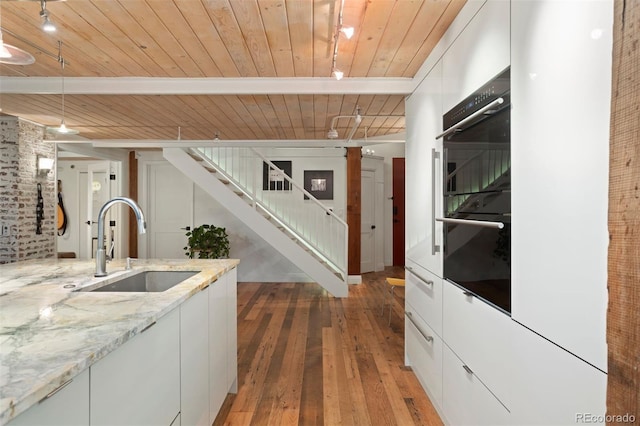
[0,0,465,143]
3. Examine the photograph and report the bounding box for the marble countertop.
[0,258,239,425]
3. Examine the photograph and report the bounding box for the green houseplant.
[184,224,230,259]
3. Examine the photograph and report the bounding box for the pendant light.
[0,2,35,65]
[47,41,79,135]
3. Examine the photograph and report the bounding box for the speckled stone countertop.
[0,258,239,425]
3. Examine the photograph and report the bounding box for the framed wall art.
[262,161,292,191]
[303,170,333,200]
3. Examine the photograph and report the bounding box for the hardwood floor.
[214,267,443,426]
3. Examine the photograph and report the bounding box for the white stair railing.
[192,147,348,281]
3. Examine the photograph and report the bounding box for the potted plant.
[184,224,230,259]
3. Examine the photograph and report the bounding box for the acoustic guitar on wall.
[57,179,68,236]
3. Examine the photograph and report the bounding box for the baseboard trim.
[348,275,362,285]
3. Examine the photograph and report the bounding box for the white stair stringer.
[163,147,348,298]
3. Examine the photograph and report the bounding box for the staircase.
[163,147,348,298]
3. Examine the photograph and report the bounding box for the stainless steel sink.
[83,271,199,292]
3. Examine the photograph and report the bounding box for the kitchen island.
[0,258,239,425]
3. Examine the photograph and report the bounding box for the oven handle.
[435,97,505,140]
[431,148,441,254]
[435,217,504,229]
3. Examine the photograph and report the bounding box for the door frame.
[56,144,128,259]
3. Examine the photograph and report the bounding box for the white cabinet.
[8,369,89,426]
[405,304,443,410]
[405,59,444,276]
[442,281,514,409]
[442,344,511,426]
[180,287,210,426]
[225,267,238,393]
[90,308,180,426]
[209,269,238,423]
[442,0,510,112]
[510,0,611,372]
[509,320,607,425]
[405,261,443,337]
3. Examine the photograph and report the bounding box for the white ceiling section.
[0,0,467,143]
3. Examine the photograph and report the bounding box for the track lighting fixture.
[340,26,354,40]
[40,0,56,33]
[330,0,354,80]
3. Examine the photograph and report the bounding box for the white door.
[87,163,111,259]
[147,163,193,258]
[361,169,375,273]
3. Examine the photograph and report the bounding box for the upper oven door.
[443,104,511,206]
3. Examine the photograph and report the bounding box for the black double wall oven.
[438,67,511,314]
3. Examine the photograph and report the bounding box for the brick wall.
[0,117,56,263]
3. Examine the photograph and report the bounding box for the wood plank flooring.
[214,267,443,426]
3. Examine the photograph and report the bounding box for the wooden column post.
[128,151,138,258]
[346,147,361,277]
[607,0,640,419]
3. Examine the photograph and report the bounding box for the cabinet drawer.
[405,262,442,336]
[443,344,511,426]
[442,281,514,408]
[405,306,443,409]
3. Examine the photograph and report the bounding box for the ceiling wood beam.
[0,77,414,95]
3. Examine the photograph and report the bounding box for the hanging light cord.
[58,40,65,121]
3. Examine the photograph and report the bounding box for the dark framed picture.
[304,170,333,200]
[263,161,292,191]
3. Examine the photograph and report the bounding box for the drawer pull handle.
[404,266,434,286]
[141,321,156,333]
[405,311,434,343]
[40,379,73,403]
[462,364,474,375]
[463,291,474,297]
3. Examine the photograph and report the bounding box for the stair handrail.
[191,146,348,278]
[256,151,348,227]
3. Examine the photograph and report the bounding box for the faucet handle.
[126,257,135,270]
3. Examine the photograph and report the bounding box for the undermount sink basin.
[83,271,199,293]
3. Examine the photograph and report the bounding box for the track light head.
[333,69,344,80]
[40,1,56,33]
[340,26,354,39]
[327,128,339,139]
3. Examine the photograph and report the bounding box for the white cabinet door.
[209,272,228,423]
[8,369,89,426]
[510,0,611,372]
[442,345,511,426]
[90,308,181,426]
[226,268,238,393]
[405,261,443,336]
[405,305,443,410]
[442,0,510,112]
[180,287,210,426]
[442,282,514,409]
[405,59,443,276]
[509,320,607,425]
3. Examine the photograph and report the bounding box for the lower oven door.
[441,212,511,314]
